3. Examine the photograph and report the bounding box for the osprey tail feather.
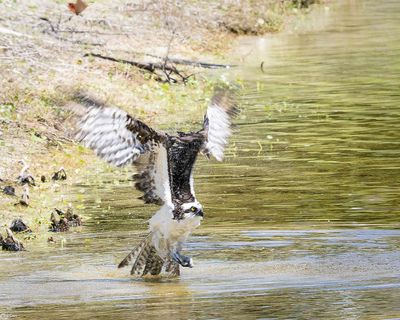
[118,233,179,276]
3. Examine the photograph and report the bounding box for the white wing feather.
[203,91,237,161]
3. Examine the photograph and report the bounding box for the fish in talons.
[171,251,193,268]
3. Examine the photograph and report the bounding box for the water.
[1,0,400,318]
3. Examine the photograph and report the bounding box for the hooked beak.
[196,210,204,217]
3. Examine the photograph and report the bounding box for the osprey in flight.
[75,90,237,276]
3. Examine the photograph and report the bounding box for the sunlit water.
[1,0,400,319]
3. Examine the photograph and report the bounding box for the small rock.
[49,205,82,232]
[2,185,16,196]
[18,175,35,186]
[65,204,82,227]
[15,185,29,207]
[17,160,36,186]
[41,175,47,183]
[54,207,65,216]
[50,210,70,232]
[51,168,67,181]
[10,218,31,233]
[1,228,25,251]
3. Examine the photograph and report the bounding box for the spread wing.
[201,90,238,161]
[72,90,237,209]
[166,90,238,215]
[73,94,170,205]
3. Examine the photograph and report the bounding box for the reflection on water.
[1,0,400,318]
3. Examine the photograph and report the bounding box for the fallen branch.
[165,57,235,69]
[84,53,172,73]
[117,50,235,69]
[84,53,193,83]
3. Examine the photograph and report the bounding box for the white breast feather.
[153,145,172,206]
[149,205,202,258]
[189,171,196,197]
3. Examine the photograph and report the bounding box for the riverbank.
[0,0,323,235]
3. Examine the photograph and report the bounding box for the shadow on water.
[1,0,400,318]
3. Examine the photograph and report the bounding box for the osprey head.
[173,201,204,220]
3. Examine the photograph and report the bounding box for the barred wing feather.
[77,106,147,167]
[74,94,168,205]
[203,91,238,161]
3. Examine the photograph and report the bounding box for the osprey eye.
[190,206,197,212]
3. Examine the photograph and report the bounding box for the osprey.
[75,90,237,276]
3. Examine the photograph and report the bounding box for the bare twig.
[161,29,176,83]
[125,1,157,12]
[39,17,58,33]
[84,53,193,83]
[43,31,104,46]
[39,18,128,36]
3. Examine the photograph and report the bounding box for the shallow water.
[1,0,400,319]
